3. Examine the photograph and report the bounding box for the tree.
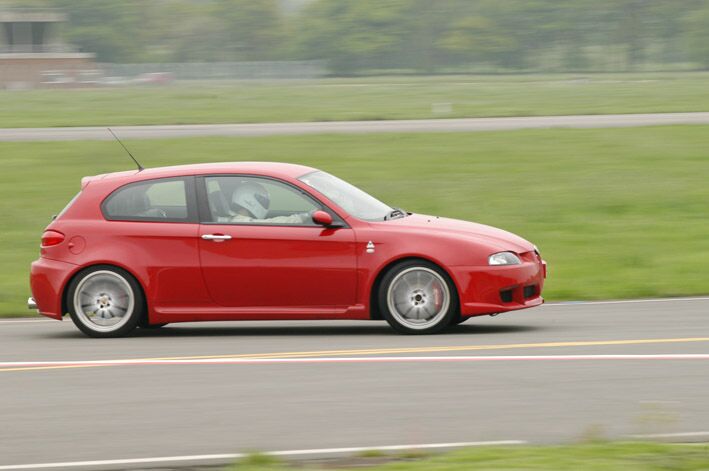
[54,0,152,62]
[295,0,412,74]
[438,15,519,68]
[684,1,709,68]
[215,0,285,61]
[4,0,707,72]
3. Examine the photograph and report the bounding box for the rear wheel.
[67,266,143,338]
[378,260,458,334]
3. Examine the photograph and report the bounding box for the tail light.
[41,230,65,247]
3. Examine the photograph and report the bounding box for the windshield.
[299,171,393,221]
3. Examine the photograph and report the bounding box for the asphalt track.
[2,112,709,141]
[1,297,709,469]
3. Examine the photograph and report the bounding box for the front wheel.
[67,266,143,338]
[378,260,459,334]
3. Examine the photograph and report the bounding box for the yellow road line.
[3,337,709,373]
[152,337,709,360]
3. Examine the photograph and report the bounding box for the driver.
[228,181,310,224]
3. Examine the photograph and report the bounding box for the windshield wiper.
[384,207,407,220]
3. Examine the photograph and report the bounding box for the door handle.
[201,234,232,242]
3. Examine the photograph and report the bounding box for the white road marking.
[0,319,55,324]
[546,296,709,306]
[628,431,709,439]
[2,353,709,370]
[0,440,526,470]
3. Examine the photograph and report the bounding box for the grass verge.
[224,443,709,470]
[2,125,707,316]
[1,72,709,128]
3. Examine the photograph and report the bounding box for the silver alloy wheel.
[386,267,450,330]
[72,270,135,333]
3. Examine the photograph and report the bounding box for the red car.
[29,162,546,337]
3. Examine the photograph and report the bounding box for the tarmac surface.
[1,112,709,141]
[1,297,708,469]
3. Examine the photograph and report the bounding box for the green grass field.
[2,125,707,317]
[225,443,709,471]
[2,72,709,128]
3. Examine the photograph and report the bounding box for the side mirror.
[312,210,334,227]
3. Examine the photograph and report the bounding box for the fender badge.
[366,241,375,254]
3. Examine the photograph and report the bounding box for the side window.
[103,178,193,222]
[203,176,320,226]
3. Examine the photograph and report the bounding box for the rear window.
[102,177,195,222]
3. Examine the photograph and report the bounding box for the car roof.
[82,162,317,187]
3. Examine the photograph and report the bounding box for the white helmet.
[231,182,270,219]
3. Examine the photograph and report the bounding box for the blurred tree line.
[5,0,709,73]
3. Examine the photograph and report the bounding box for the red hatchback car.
[29,162,546,337]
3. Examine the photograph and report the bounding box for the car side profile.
[29,162,546,337]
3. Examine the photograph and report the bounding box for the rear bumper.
[452,259,546,317]
[30,257,77,320]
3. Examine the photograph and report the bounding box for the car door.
[100,176,206,308]
[197,175,357,309]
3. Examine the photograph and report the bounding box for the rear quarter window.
[102,177,196,222]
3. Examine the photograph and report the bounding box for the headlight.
[489,251,521,266]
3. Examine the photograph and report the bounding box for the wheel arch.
[368,255,460,320]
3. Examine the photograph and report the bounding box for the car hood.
[384,214,534,253]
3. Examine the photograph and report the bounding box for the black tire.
[377,260,459,335]
[138,321,168,329]
[66,265,143,338]
[137,316,167,329]
[452,316,469,325]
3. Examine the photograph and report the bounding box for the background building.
[0,8,95,88]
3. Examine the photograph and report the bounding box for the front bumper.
[452,258,546,317]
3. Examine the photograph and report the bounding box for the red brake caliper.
[433,283,443,311]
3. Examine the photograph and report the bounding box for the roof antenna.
[108,128,144,171]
